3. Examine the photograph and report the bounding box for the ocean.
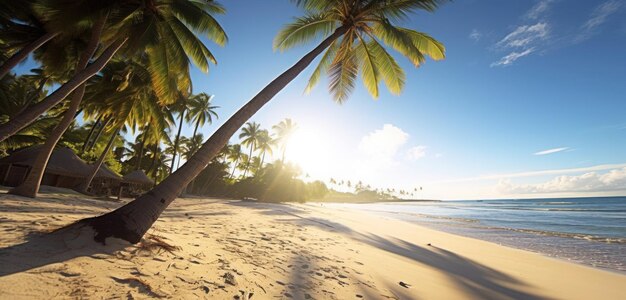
[327,196,626,273]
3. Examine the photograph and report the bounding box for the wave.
[502,227,626,244]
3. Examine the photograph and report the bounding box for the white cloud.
[469,29,482,42]
[358,124,409,166]
[490,48,535,67]
[497,23,549,48]
[492,21,549,67]
[525,0,555,20]
[576,0,622,42]
[431,163,626,184]
[533,147,569,155]
[497,167,626,194]
[406,146,427,160]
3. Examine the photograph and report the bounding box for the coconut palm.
[169,95,191,175]
[9,12,109,197]
[239,122,262,178]
[226,144,243,179]
[80,0,446,244]
[0,0,227,143]
[272,118,297,163]
[256,130,275,171]
[186,93,219,138]
[81,64,176,192]
[11,57,173,197]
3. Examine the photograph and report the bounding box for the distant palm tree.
[272,118,297,163]
[186,93,219,138]
[255,130,276,171]
[239,122,262,177]
[226,144,243,179]
[83,0,446,244]
[169,95,191,175]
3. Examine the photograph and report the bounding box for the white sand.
[0,192,624,299]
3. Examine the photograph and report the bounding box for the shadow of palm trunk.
[0,222,128,278]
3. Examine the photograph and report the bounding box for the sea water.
[328,197,626,273]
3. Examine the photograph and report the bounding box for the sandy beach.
[0,190,625,300]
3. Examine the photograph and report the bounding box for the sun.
[284,127,332,177]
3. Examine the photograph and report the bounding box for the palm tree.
[186,93,219,138]
[0,0,227,143]
[226,144,243,179]
[81,61,176,192]
[9,12,109,197]
[239,122,262,178]
[272,118,297,163]
[255,130,275,171]
[80,0,446,244]
[169,95,191,175]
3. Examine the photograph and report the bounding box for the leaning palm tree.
[238,121,262,178]
[186,93,219,138]
[80,0,446,244]
[272,118,298,163]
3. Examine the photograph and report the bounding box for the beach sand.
[0,190,624,299]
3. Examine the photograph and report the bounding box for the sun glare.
[284,127,332,177]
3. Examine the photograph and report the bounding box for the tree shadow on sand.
[227,201,551,299]
[0,224,128,278]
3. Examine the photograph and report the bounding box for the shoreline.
[323,199,626,274]
[1,193,625,299]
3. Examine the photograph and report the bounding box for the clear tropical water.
[327,196,626,273]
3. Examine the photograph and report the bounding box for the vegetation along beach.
[1,0,625,299]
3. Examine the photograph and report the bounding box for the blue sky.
[183,0,626,199]
[16,0,626,199]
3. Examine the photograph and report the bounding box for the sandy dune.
[0,192,624,299]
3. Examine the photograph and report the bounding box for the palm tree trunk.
[82,115,103,154]
[242,145,254,178]
[0,32,58,79]
[81,128,119,192]
[192,119,201,139]
[228,157,239,179]
[259,151,266,172]
[281,147,286,164]
[169,108,186,175]
[88,118,110,153]
[0,37,127,143]
[146,143,158,175]
[136,124,150,170]
[79,26,348,244]
[9,15,108,198]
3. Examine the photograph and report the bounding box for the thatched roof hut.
[123,170,154,185]
[0,146,122,189]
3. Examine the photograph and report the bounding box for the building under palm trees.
[0,146,122,193]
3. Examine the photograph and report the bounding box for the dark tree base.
[80,212,142,245]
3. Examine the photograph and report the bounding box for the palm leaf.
[368,38,405,95]
[355,32,380,98]
[304,39,339,93]
[274,13,336,51]
[328,48,358,103]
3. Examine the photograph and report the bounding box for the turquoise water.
[329,196,626,272]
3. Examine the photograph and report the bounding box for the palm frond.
[368,38,405,95]
[170,0,228,46]
[273,13,336,51]
[355,32,380,98]
[304,39,339,93]
[328,48,358,103]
